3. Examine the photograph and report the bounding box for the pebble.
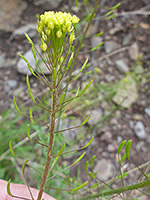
[144,107,150,117]
[122,33,132,45]
[104,40,118,53]
[33,0,63,9]
[115,59,129,73]
[129,42,139,60]
[100,131,112,142]
[134,121,147,140]
[0,53,6,68]
[0,0,27,32]
[94,159,115,181]
[87,109,103,125]
[4,80,18,93]
[10,23,37,40]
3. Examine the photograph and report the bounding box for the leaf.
[25,33,34,46]
[28,89,36,104]
[96,32,103,37]
[27,124,32,141]
[7,180,13,197]
[75,0,78,6]
[86,13,92,21]
[81,58,89,71]
[125,140,132,159]
[32,46,38,64]
[119,154,127,164]
[85,161,89,172]
[88,172,96,179]
[27,63,36,76]
[111,3,120,9]
[81,136,94,149]
[59,93,66,105]
[80,115,91,126]
[13,96,22,114]
[9,141,17,157]
[105,10,113,16]
[79,80,93,96]
[29,108,34,125]
[91,42,104,51]
[73,152,86,165]
[71,181,88,191]
[118,140,127,154]
[108,14,116,20]
[90,155,95,168]
[19,54,28,63]
[116,172,128,180]
[67,52,74,70]
[91,182,99,189]
[84,0,88,5]
[22,159,29,174]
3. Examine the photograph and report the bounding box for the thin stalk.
[37,82,57,200]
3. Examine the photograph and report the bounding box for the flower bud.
[56,30,62,38]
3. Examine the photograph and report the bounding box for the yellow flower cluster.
[37,11,80,51]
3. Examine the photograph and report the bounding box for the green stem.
[37,83,57,200]
[77,179,150,199]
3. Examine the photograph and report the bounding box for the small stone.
[115,59,129,73]
[104,40,118,53]
[87,109,102,125]
[107,144,115,152]
[113,75,138,108]
[4,80,18,93]
[0,53,6,68]
[94,159,115,181]
[122,33,132,45]
[101,131,112,142]
[109,23,123,35]
[33,0,63,9]
[105,74,115,82]
[129,43,139,60]
[144,107,150,117]
[91,36,103,49]
[134,121,147,140]
[10,23,37,40]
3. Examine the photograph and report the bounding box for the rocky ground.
[0,0,150,199]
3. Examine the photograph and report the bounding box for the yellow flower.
[41,43,47,51]
[56,30,62,38]
[69,31,75,44]
[72,15,80,23]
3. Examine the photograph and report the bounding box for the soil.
[0,0,150,199]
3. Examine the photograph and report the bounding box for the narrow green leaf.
[85,161,89,172]
[7,180,13,197]
[22,159,29,174]
[13,96,22,114]
[29,108,34,125]
[116,172,128,180]
[81,58,89,71]
[119,154,127,164]
[85,71,92,75]
[25,33,34,46]
[108,14,116,20]
[125,140,132,159]
[28,89,36,104]
[19,54,28,63]
[105,10,113,16]
[118,140,127,154]
[59,93,66,105]
[75,0,78,6]
[81,137,94,150]
[71,181,88,191]
[111,3,120,9]
[9,141,16,157]
[88,172,96,179]
[27,63,36,76]
[67,52,74,70]
[91,182,99,189]
[90,155,95,168]
[51,144,66,170]
[80,80,93,96]
[91,42,104,51]
[27,124,32,141]
[96,32,103,37]
[26,75,30,90]
[86,13,92,22]
[32,46,38,63]
[80,115,91,126]
[73,152,86,165]
[52,67,56,81]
